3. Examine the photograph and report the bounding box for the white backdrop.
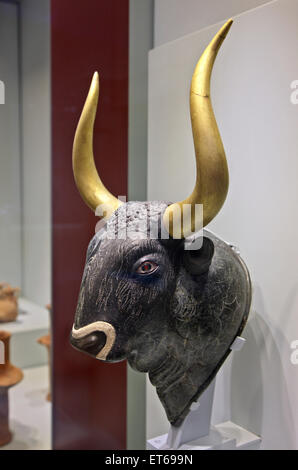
[0,0,51,306]
[21,0,51,306]
[154,0,272,46]
[147,0,298,449]
[0,2,22,288]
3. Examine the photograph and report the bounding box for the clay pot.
[0,330,23,446]
[37,334,51,401]
[0,284,20,323]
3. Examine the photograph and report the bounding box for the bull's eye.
[136,261,158,275]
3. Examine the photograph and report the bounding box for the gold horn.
[163,19,232,238]
[72,72,122,217]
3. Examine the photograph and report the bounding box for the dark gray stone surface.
[71,201,251,425]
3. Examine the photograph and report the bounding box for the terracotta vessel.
[0,330,23,446]
[0,283,20,323]
[37,334,51,401]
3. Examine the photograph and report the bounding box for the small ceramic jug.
[0,283,20,323]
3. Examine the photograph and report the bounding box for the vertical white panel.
[127,0,154,450]
[21,0,51,306]
[154,0,273,46]
[129,0,153,201]
[148,0,298,449]
[0,2,21,287]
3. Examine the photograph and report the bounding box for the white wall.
[0,2,22,288]
[154,0,272,46]
[127,0,154,450]
[148,0,298,449]
[0,0,51,305]
[21,0,51,306]
[129,0,154,201]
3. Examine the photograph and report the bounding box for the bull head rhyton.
[70,20,251,426]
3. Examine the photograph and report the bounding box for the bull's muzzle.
[70,321,116,360]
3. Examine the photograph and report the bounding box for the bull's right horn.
[72,72,122,218]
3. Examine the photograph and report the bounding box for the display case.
[0,0,297,452]
[0,0,51,450]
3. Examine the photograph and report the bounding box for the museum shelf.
[1,365,51,450]
[147,421,261,450]
[1,298,49,369]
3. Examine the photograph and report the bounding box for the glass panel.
[0,0,51,450]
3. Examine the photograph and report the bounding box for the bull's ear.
[183,237,214,275]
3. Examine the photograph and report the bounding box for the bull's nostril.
[81,334,98,348]
[70,330,106,357]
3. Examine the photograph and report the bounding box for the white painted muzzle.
[72,321,116,360]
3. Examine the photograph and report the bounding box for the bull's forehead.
[87,201,170,258]
[105,200,169,240]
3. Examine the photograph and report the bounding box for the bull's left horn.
[73,72,122,217]
[163,20,232,238]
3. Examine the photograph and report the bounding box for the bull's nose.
[70,331,106,357]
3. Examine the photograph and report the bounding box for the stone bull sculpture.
[70,20,251,426]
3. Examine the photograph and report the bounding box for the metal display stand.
[147,337,262,450]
